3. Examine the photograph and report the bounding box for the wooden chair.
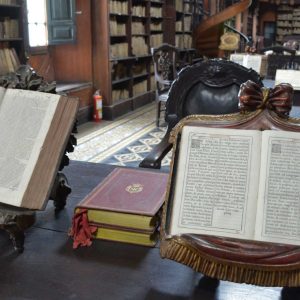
[261,46,300,79]
[152,43,180,127]
[139,59,263,169]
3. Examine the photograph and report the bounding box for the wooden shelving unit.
[276,4,300,43]
[0,0,24,75]
[92,0,203,120]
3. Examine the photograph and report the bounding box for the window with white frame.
[26,0,48,47]
[25,0,76,50]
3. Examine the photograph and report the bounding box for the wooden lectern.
[160,81,300,287]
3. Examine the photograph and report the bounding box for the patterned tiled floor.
[101,126,172,170]
[68,102,171,168]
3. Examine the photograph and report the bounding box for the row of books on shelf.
[175,0,193,13]
[150,75,155,90]
[0,18,19,39]
[176,16,192,31]
[0,47,20,75]
[112,86,149,101]
[150,22,162,31]
[110,20,163,36]
[175,0,183,12]
[132,5,146,17]
[132,21,145,35]
[132,37,148,56]
[0,0,18,4]
[112,61,149,81]
[175,34,192,49]
[70,168,168,248]
[110,34,163,58]
[277,28,300,35]
[132,62,147,76]
[112,88,129,102]
[150,7,162,18]
[111,62,127,81]
[110,19,126,36]
[132,80,147,96]
[150,34,163,48]
[111,43,129,58]
[110,0,128,15]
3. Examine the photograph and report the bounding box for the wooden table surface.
[0,161,300,300]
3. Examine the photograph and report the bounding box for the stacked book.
[150,34,163,48]
[110,42,128,58]
[112,88,129,101]
[0,17,19,39]
[70,168,168,248]
[110,18,126,36]
[132,37,148,56]
[0,0,18,5]
[0,48,20,75]
[110,0,128,15]
[133,80,148,96]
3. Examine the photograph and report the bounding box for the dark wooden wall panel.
[28,53,55,82]
[50,0,93,82]
[67,87,93,109]
[91,0,111,107]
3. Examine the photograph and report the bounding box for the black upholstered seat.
[139,59,263,169]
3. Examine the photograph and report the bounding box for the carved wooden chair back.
[152,43,180,127]
[165,59,263,129]
[139,59,263,169]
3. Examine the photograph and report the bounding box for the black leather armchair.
[139,59,263,169]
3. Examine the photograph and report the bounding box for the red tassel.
[69,209,97,249]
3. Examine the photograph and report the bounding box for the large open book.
[170,126,300,246]
[0,87,79,210]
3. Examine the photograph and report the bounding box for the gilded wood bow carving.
[238,80,294,118]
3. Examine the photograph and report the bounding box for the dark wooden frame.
[152,43,180,127]
[139,59,263,169]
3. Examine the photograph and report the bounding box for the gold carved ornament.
[219,32,240,51]
[238,80,294,118]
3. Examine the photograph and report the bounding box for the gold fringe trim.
[162,240,300,287]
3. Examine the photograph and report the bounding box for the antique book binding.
[0,87,79,210]
[70,167,168,248]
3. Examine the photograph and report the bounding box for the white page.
[0,87,6,107]
[230,54,244,66]
[169,126,261,240]
[0,88,60,207]
[255,130,300,245]
[243,54,262,74]
[275,70,300,90]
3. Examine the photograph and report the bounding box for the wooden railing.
[194,0,252,57]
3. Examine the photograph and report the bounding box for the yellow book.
[93,224,159,247]
[75,168,168,231]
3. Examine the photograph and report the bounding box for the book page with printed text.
[170,126,262,240]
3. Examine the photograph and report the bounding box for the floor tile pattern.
[68,103,171,168]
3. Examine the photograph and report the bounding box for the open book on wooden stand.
[160,80,300,287]
[0,82,79,251]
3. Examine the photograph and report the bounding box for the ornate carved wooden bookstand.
[0,66,76,252]
[160,81,300,287]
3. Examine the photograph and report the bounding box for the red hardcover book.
[70,168,168,248]
[70,167,168,248]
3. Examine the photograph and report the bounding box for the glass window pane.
[28,24,48,47]
[27,0,48,47]
[27,0,47,23]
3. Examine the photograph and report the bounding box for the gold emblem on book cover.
[125,183,143,194]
